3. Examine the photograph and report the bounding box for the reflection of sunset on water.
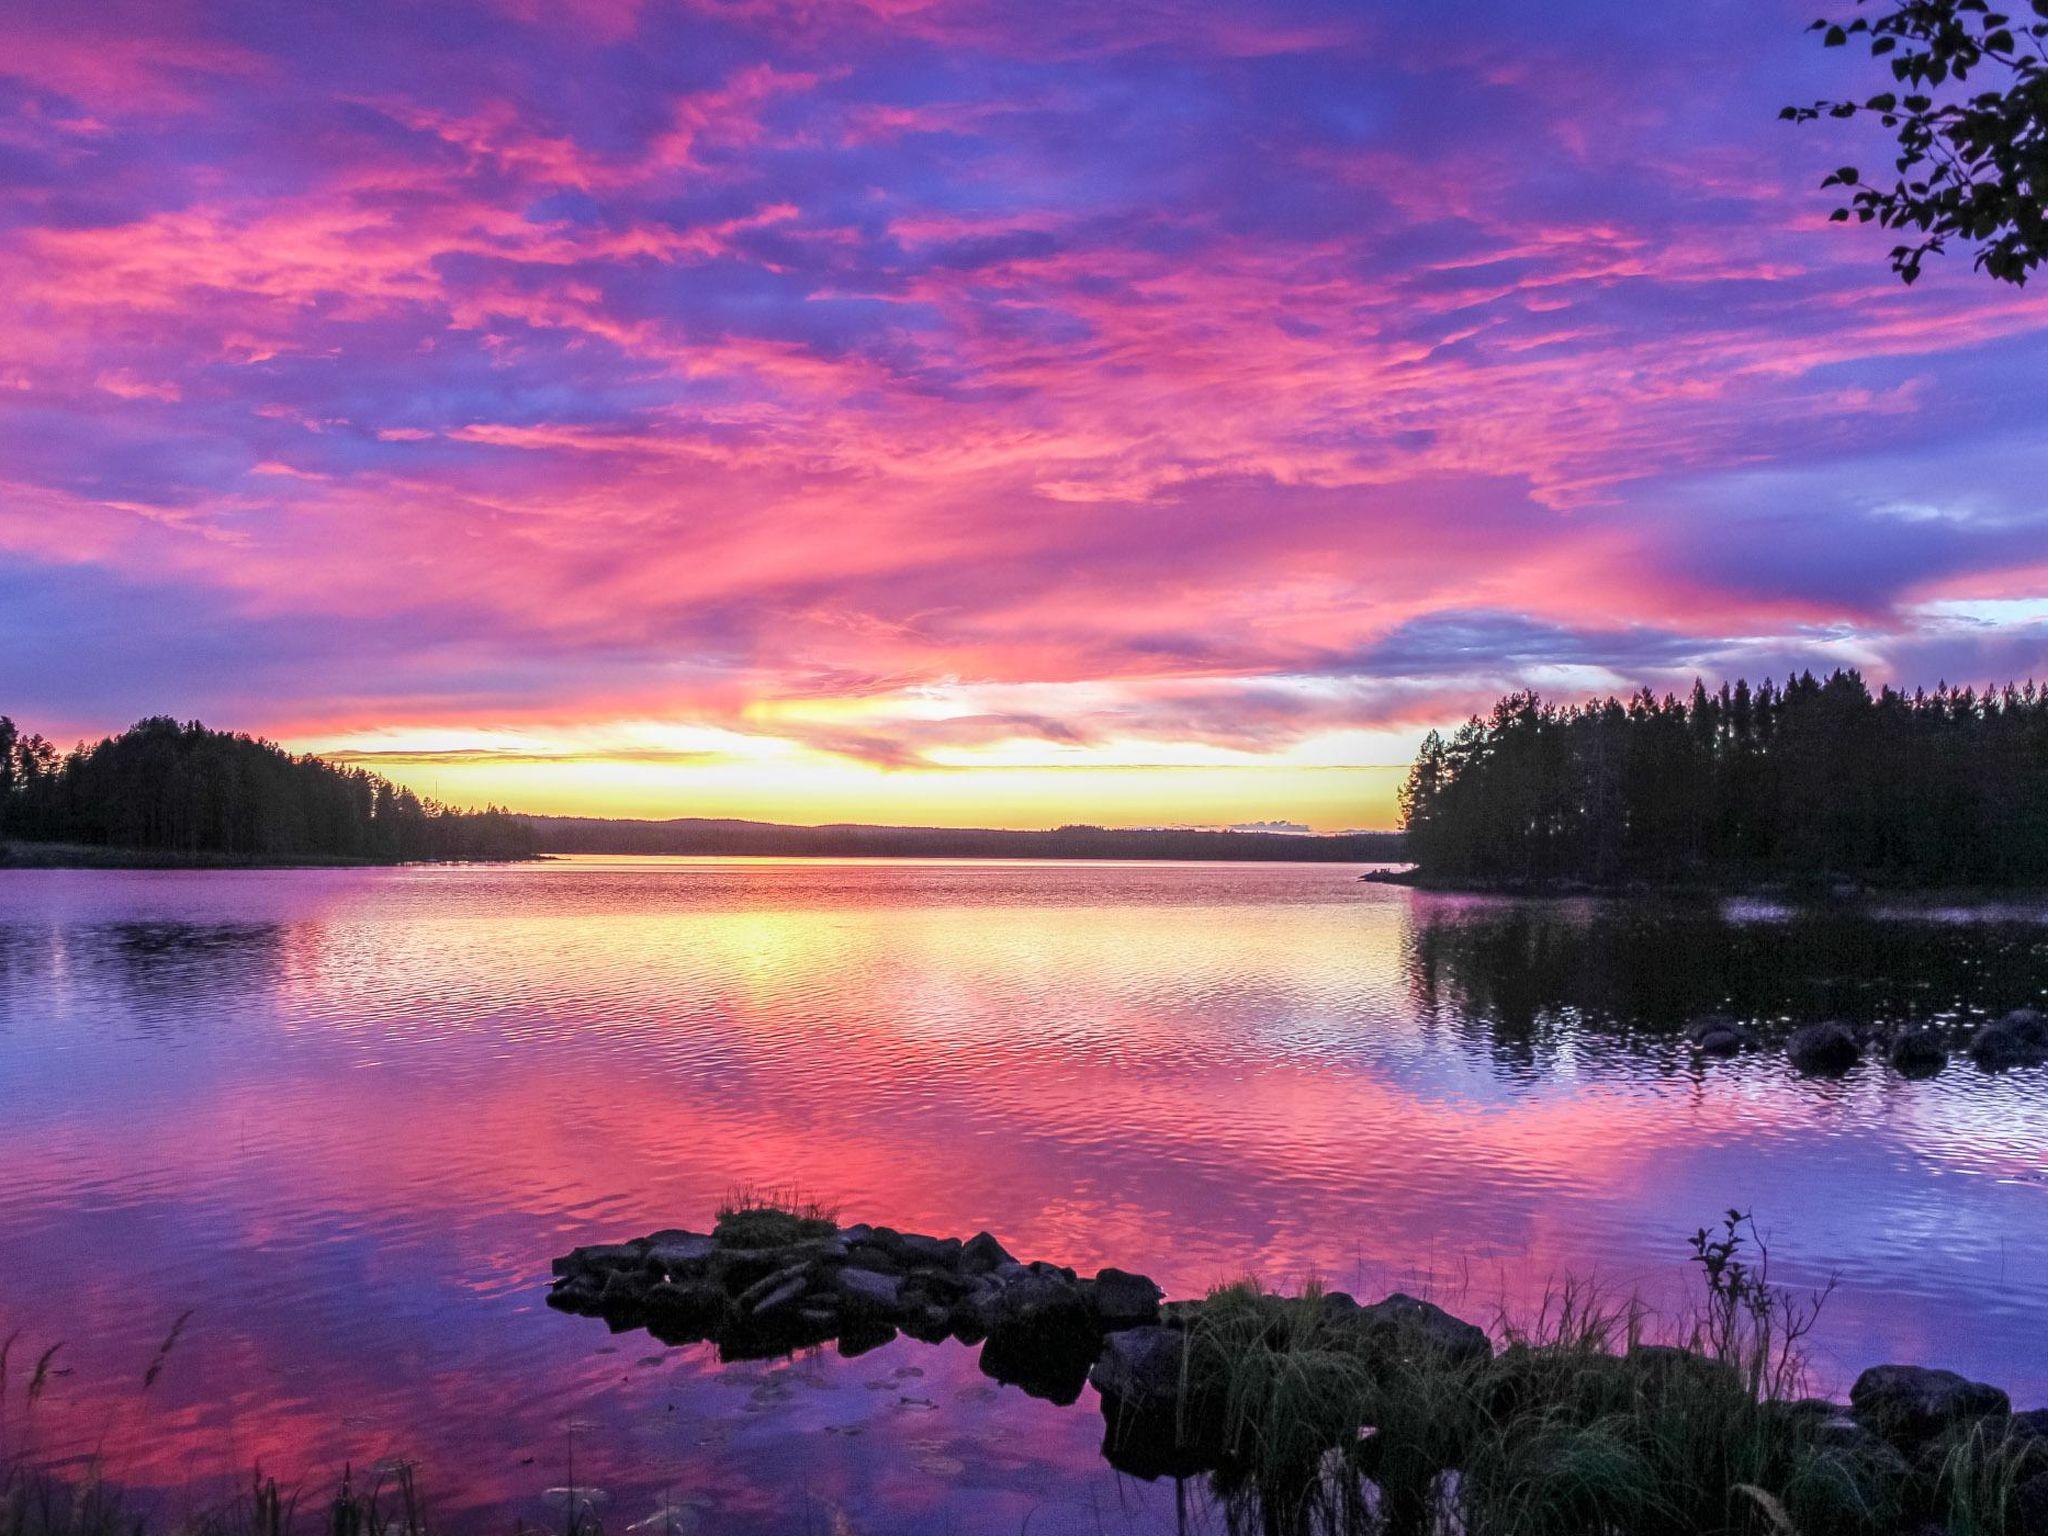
[2,860,2044,1531]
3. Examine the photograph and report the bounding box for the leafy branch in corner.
[1784,0,2048,283]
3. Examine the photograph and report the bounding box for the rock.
[547,1272,604,1312]
[552,1240,647,1277]
[1091,1326,1220,1482]
[981,1272,1102,1404]
[837,1320,896,1358]
[2001,1008,2048,1045]
[902,1265,972,1305]
[598,1266,652,1320]
[1625,1344,1740,1393]
[1850,1364,2010,1446]
[1088,1268,1164,1331]
[1090,1325,1186,1407]
[844,1242,907,1276]
[1888,1027,1948,1077]
[835,1266,904,1317]
[745,1273,810,1318]
[1788,1021,1861,1076]
[736,1263,811,1313]
[1355,1293,1492,1367]
[896,1233,964,1268]
[643,1279,729,1338]
[960,1231,1015,1275]
[1685,1015,1753,1055]
[644,1231,718,1275]
[1973,1015,2048,1071]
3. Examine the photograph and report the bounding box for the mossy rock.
[713,1206,837,1249]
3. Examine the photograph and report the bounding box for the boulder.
[547,1272,604,1312]
[1850,1364,2010,1446]
[1788,1021,1861,1077]
[1625,1343,1741,1394]
[737,1263,811,1314]
[644,1231,718,1275]
[901,1265,972,1305]
[1091,1327,1219,1481]
[597,1266,652,1321]
[1091,1326,1186,1406]
[1355,1293,1491,1367]
[960,1230,1015,1275]
[1973,1014,2048,1071]
[2001,1008,2048,1045]
[896,1232,964,1268]
[642,1279,729,1338]
[843,1242,907,1276]
[1888,1027,1948,1078]
[553,1240,647,1277]
[1088,1268,1164,1331]
[834,1266,904,1318]
[1685,1015,1753,1056]
[980,1272,1102,1404]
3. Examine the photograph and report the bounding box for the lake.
[1,857,2044,1534]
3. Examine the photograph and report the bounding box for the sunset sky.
[2,0,2045,829]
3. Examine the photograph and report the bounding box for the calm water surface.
[1,858,2045,1533]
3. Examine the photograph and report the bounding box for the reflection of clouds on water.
[0,861,2043,1532]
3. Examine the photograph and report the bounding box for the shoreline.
[1361,866,2048,903]
[0,840,540,871]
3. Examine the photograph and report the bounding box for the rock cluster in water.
[549,1209,1480,1424]
[1687,1007,2046,1078]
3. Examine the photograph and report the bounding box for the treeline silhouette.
[0,715,535,863]
[1400,670,2048,887]
[531,815,1404,862]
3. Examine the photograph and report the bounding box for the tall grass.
[1163,1214,1979,1536]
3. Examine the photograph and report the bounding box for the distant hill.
[528,815,1404,863]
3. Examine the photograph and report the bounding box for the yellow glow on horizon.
[297,722,1414,832]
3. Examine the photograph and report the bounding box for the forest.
[1399,670,2048,888]
[0,715,535,863]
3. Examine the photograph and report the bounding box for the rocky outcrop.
[549,1214,1169,1398]
[549,1212,2043,1522]
[548,1212,1495,1426]
[1787,1021,1861,1076]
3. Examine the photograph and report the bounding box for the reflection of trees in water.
[89,921,290,1017]
[1402,898,2048,1040]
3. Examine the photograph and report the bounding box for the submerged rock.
[1788,1021,1861,1076]
[1685,1015,1753,1056]
[1971,1011,2048,1071]
[1850,1364,2010,1446]
[1888,1026,1948,1077]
